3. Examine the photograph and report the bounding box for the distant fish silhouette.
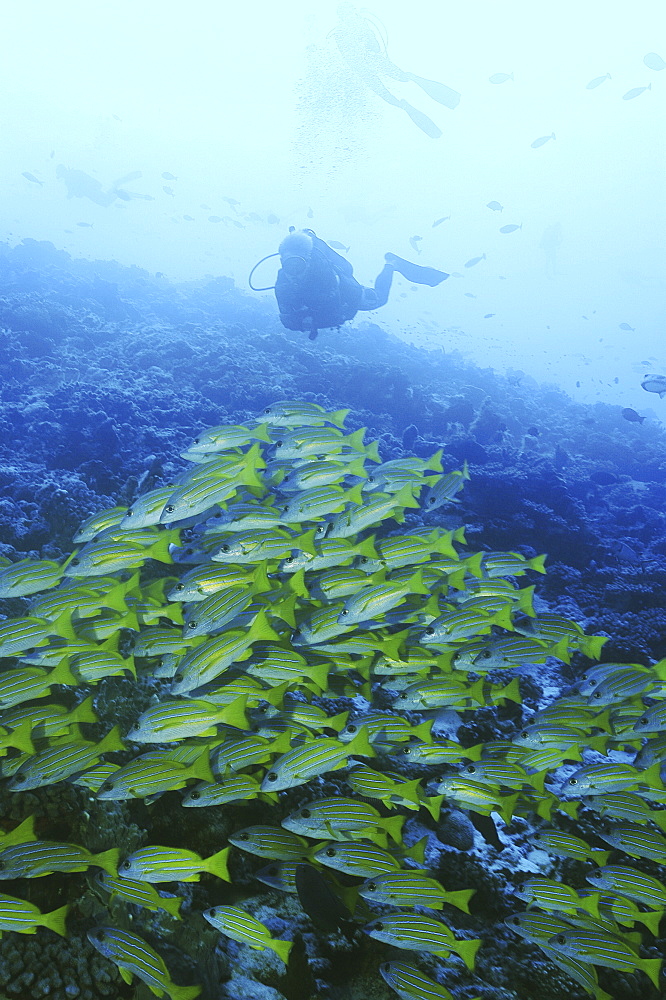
[622,84,651,100]
[328,241,350,252]
[464,254,486,268]
[432,216,450,227]
[618,322,635,331]
[486,201,503,211]
[643,52,665,71]
[586,73,611,89]
[161,172,178,180]
[531,132,555,148]
[409,236,423,254]
[21,172,43,186]
[499,224,522,234]
[489,72,513,84]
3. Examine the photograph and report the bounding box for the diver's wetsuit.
[275,233,393,338]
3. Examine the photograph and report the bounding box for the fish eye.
[428,497,436,505]
[188,621,198,629]
[465,765,476,774]
[375,921,383,930]
[122,860,131,870]
[518,732,529,740]
[221,545,230,553]
[481,651,491,659]
[264,408,271,414]
[238,832,249,841]
[266,773,278,782]
[100,782,113,793]
[125,509,134,517]
[174,673,183,683]
[568,778,577,785]
[325,848,336,857]
[340,609,349,617]
[425,627,435,636]
[555,935,565,945]
[367,882,377,891]
[592,691,601,700]
[165,505,175,514]
[301,809,311,818]
[640,717,649,725]
[347,725,357,734]
[276,441,283,448]
[190,791,200,800]
[510,916,520,925]
[193,438,200,444]
[589,870,601,878]
[97,930,106,941]
[71,558,80,566]
[13,773,26,783]
[400,747,411,755]
[176,583,185,591]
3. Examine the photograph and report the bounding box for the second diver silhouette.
[330,3,461,138]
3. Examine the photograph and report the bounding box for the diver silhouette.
[330,3,461,138]
[272,229,448,341]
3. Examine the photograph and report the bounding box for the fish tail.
[454,937,482,970]
[42,903,69,937]
[161,894,183,919]
[9,720,35,755]
[364,440,381,463]
[95,848,121,877]
[330,408,350,428]
[3,814,36,845]
[642,957,661,989]
[422,793,444,820]
[99,725,125,754]
[529,554,547,573]
[425,449,444,472]
[444,888,475,913]
[381,814,406,844]
[206,846,231,881]
[252,422,272,442]
[270,938,293,965]
[169,985,202,1000]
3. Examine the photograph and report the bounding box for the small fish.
[432,216,450,227]
[161,172,178,180]
[0,841,119,879]
[307,207,314,218]
[499,224,521,234]
[586,865,666,908]
[586,73,611,89]
[97,873,182,919]
[644,52,666,71]
[464,254,486,268]
[21,172,43,185]
[162,186,175,196]
[464,292,476,298]
[228,825,309,861]
[203,905,292,963]
[619,322,635,330]
[0,559,62,598]
[409,236,423,254]
[267,213,280,224]
[546,929,661,988]
[260,729,374,792]
[118,845,230,883]
[623,84,651,100]
[484,313,495,319]
[531,132,556,148]
[622,408,645,424]
[208,215,222,223]
[360,872,474,912]
[363,913,481,969]
[76,222,94,228]
[88,927,201,1000]
[183,215,194,221]
[327,241,350,252]
[486,201,503,211]
[489,72,513,84]
[641,374,666,397]
[380,961,457,1000]
[597,823,666,863]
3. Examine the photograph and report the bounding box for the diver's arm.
[275,272,310,330]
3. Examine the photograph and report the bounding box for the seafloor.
[0,239,665,1000]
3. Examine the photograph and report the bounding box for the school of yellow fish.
[0,400,665,1000]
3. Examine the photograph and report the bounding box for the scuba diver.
[266,228,448,341]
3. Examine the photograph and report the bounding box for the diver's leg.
[372,262,394,307]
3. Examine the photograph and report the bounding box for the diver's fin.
[385,254,449,287]
[405,74,461,110]
[398,100,442,139]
